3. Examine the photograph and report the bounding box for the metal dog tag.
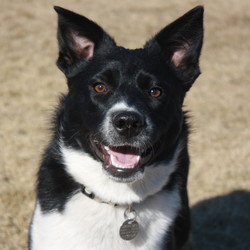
[119,219,139,240]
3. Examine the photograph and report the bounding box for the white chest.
[31,188,180,250]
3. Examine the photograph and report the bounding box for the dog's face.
[54,6,203,184]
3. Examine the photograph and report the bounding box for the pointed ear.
[145,6,204,91]
[54,6,116,75]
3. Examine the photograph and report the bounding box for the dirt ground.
[1,0,250,249]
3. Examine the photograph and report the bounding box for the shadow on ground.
[191,190,250,250]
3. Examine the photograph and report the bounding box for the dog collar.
[80,184,118,206]
[80,184,139,240]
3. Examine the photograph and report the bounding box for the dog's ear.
[54,6,116,75]
[145,6,204,91]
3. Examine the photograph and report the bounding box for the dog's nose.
[112,112,145,137]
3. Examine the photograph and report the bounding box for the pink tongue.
[107,148,140,167]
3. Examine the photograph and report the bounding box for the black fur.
[30,6,204,250]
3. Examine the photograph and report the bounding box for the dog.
[29,5,203,250]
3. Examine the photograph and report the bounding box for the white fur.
[60,139,182,205]
[106,101,137,113]
[31,185,180,250]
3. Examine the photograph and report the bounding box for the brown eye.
[149,87,162,98]
[94,83,107,93]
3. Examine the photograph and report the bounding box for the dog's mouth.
[91,140,153,181]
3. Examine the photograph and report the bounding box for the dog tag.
[119,219,139,240]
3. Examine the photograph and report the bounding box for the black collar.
[80,184,118,206]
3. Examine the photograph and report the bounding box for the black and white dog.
[29,6,203,250]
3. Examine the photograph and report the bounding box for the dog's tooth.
[110,155,117,167]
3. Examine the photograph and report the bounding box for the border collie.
[29,6,204,250]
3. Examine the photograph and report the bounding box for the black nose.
[112,111,145,137]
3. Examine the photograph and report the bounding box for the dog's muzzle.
[90,111,154,182]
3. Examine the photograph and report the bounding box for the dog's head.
[54,6,203,188]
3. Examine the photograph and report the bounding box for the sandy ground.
[1,0,250,249]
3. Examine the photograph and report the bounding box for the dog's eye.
[94,83,107,93]
[149,87,162,98]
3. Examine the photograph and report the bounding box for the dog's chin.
[90,140,153,183]
[103,166,144,183]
